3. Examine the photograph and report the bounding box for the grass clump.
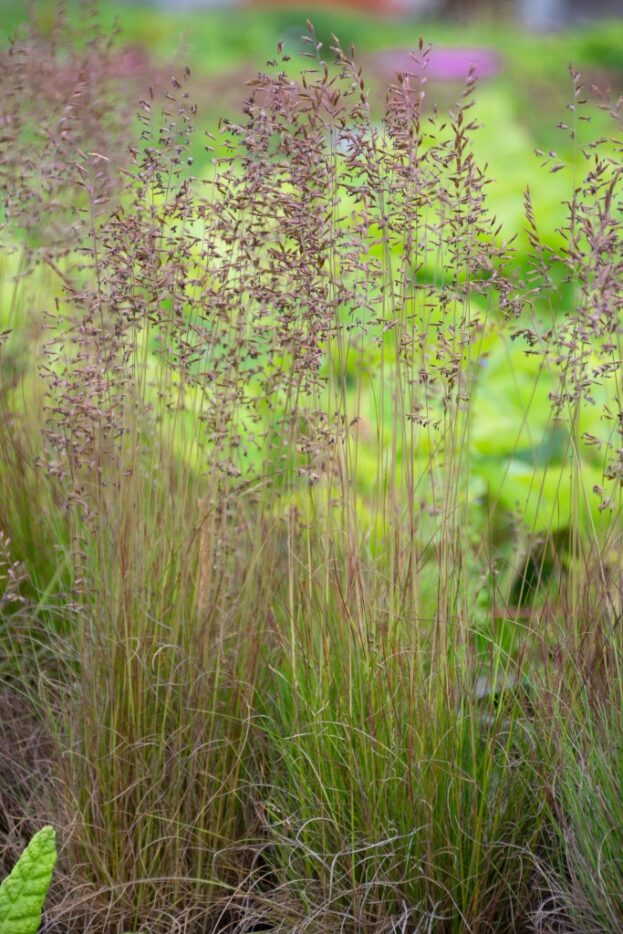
[257,638,540,932]
[0,5,622,932]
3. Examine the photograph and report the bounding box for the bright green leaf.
[0,826,57,934]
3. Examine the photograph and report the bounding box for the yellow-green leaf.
[0,826,56,934]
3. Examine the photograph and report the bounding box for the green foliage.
[0,827,56,934]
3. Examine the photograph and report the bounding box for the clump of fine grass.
[530,637,623,934]
[1,14,271,930]
[255,627,540,932]
[0,5,622,932]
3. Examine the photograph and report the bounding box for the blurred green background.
[3,0,621,231]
